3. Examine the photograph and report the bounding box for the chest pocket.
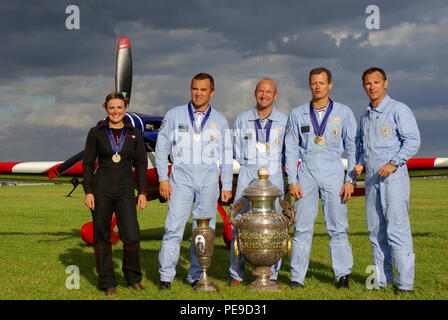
[326,121,342,146]
[377,122,396,147]
[268,126,284,155]
[173,124,191,156]
[373,120,396,148]
[202,128,221,162]
[242,130,255,160]
[299,123,311,149]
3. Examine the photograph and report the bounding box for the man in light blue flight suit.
[155,73,233,290]
[229,78,289,286]
[285,68,357,289]
[354,67,420,294]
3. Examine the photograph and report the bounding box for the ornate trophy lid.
[242,167,283,198]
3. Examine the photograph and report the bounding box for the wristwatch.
[348,178,357,186]
[389,160,399,168]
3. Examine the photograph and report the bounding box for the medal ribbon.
[106,127,127,154]
[254,118,273,144]
[188,102,212,136]
[309,99,333,137]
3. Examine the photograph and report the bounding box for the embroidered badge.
[209,132,217,143]
[381,125,391,137]
[331,127,340,138]
[210,123,217,128]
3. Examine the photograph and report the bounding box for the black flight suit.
[82,117,147,290]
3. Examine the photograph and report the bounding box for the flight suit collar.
[248,106,281,121]
[368,94,390,113]
[304,99,333,115]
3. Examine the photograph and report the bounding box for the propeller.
[115,37,132,100]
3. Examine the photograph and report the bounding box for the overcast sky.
[0,0,447,161]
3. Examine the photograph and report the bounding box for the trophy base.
[194,271,219,292]
[247,266,281,291]
[194,279,219,292]
[247,278,281,291]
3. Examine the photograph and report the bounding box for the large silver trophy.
[192,217,218,292]
[229,167,295,291]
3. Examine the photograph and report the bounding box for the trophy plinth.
[192,217,218,292]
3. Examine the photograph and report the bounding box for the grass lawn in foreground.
[0,179,447,300]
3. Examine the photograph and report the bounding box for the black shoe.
[191,280,199,288]
[395,288,414,295]
[289,281,303,289]
[337,275,350,289]
[159,281,172,291]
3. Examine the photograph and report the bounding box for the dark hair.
[362,67,387,82]
[309,67,332,83]
[191,73,215,91]
[102,91,129,109]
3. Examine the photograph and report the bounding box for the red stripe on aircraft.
[64,162,85,175]
[0,162,22,173]
[406,158,436,169]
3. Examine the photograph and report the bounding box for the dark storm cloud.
[0,0,447,161]
[1,0,441,78]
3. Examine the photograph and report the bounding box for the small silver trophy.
[192,217,218,292]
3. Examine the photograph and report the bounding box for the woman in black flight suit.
[82,91,148,296]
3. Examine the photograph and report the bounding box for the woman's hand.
[85,193,95,210]
[137,194,147,211]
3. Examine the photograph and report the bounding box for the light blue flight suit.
[285,101,356,285]
[155,103,233,284]
[230,106,289,282]
[356,94,420,290]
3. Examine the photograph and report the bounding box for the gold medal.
[194,134,200,141]
[256,142,266,153]
[314,136,326,146]
[112,153,121,163]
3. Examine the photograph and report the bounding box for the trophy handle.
[228,198,247,227]
[282,235,292,258]
[279,199,296,228]
[233,234,239,262]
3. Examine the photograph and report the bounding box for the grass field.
[0,179,447,301]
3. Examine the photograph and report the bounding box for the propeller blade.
[48,150,84,180]
[115,37,132,102]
